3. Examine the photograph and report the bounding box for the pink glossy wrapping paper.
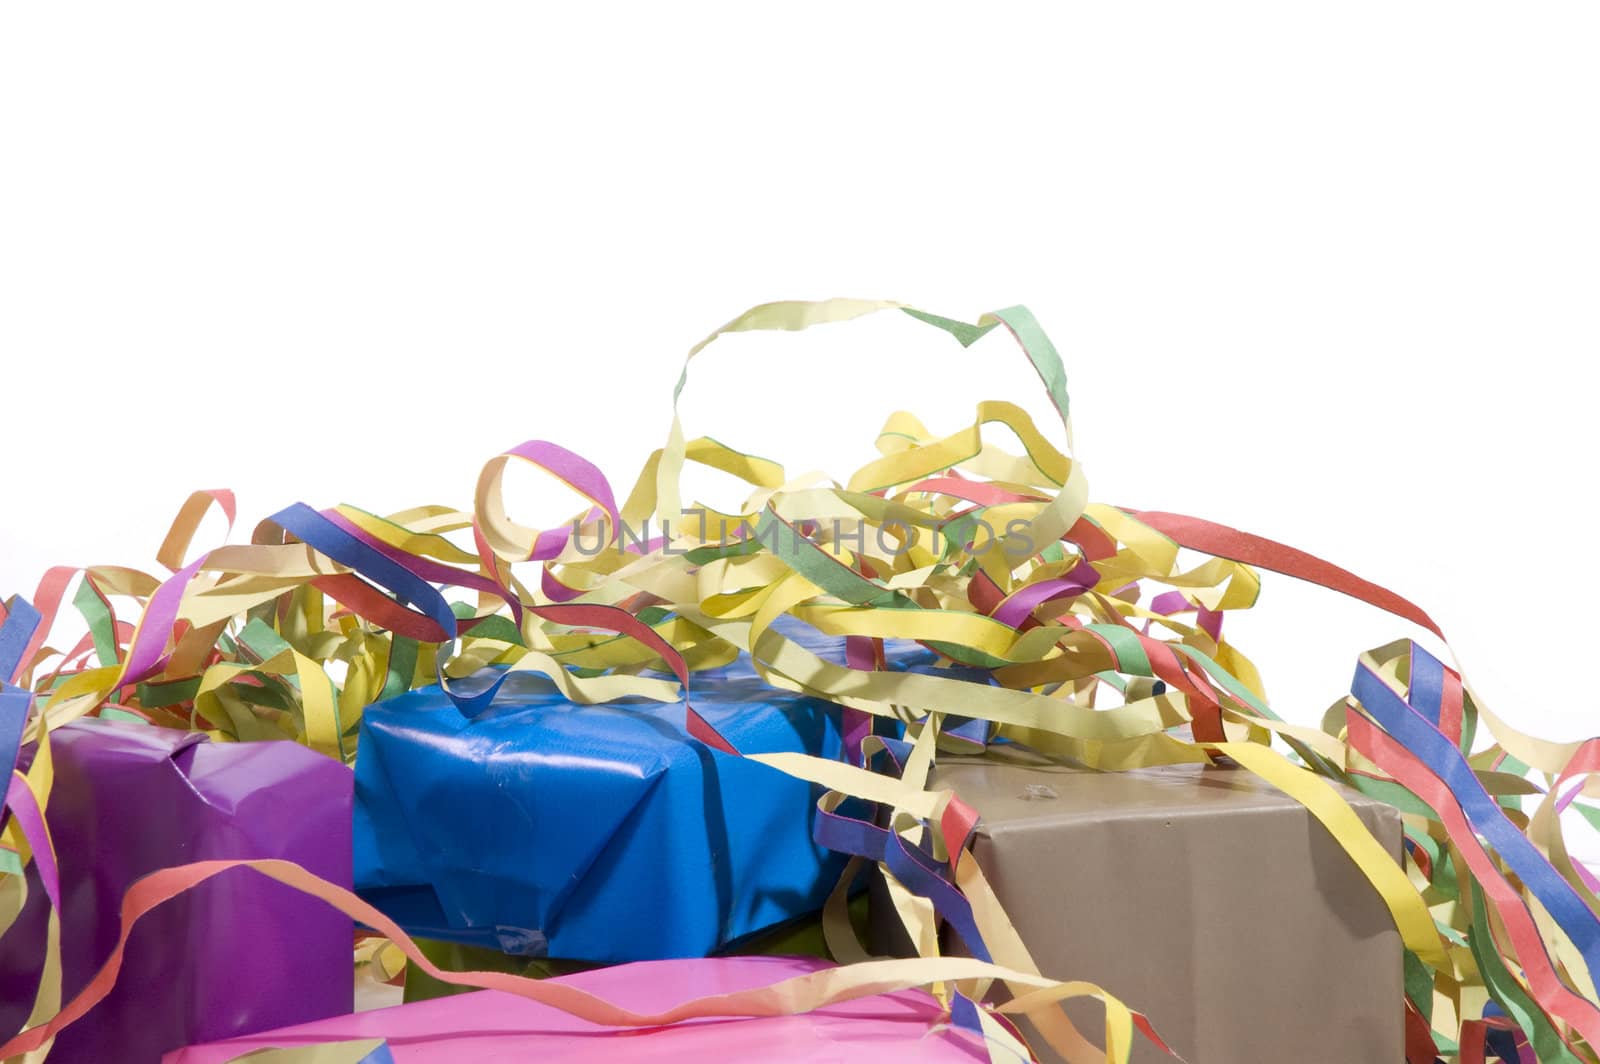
[164,956,990,1063]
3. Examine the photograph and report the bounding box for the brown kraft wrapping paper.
[869,759,1403,1063]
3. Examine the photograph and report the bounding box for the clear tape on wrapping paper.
[0,299,1595,1063]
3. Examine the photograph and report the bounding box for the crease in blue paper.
[353,621,936,961]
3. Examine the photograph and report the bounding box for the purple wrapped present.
[0,719,354,1063]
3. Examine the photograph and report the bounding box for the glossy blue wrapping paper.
[353,625,932,961]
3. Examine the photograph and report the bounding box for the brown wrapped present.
[872,759,1403,1063]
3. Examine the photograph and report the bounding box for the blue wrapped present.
[353,624,934,962]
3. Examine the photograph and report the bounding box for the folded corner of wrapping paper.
[213,1039,395,1064]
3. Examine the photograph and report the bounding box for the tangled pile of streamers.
[3,299,1600,1064]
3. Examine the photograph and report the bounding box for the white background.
[2,4,1596,740]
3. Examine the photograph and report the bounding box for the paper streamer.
[2,298,1593,1063]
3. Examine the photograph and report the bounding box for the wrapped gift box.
[163,955,988,1063]
[0,719,354,1064]
[353,675,847,962]
[874,759,1403,1063]
[354,625,935,963]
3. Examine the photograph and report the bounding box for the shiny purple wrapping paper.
[0,719,354,1063]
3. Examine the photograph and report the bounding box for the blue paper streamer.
[1353,647,1600,982]
[0,596,41,686]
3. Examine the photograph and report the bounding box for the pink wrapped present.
[163,956,990,1063]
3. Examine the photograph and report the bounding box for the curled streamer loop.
[476,440,622,563]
